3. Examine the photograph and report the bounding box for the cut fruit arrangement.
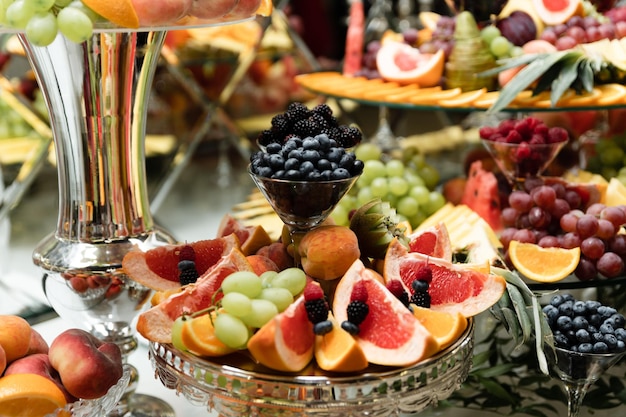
[0,0,272,46]
[297,0,626,110]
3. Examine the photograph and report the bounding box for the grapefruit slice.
[376,41,445,87]
[407,222,452,261]
[247,294,314,372]
[333,260,439,367]
[216,214,273,256]
[122,234,240,291]
[136,248,253,343]
[383,238,506,317]
[314,313,369,373]
[532,0,583,26]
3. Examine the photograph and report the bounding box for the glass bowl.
[149,320,474,416]
[45,364,132,417]
[481,139,567,184]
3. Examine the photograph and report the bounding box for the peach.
[246,254,279,275]
[27,328,49,355]
[256,242,294,271]
[0,344,6,375]
[48,329,123,399]
[189,0,237,19]
[298,225,361,281]
[0,315,32,363]
[4,353,77,402]
[132,0,193,26]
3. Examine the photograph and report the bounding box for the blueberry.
[585,300,601,314]
[600,322,615,335]
[572,316,589,330]
[592,332,605,343]
[341,320,360,335]
[313,320,333,335]
[339,152,355,167]
[327,147,344,162]
[317,159,332,171]
[351,159,364,175]
[598,306,617,319]
[299,160,314,176]
[554,332,570,348]
[543,305,559,324]
[617,340,626,352]
[331,168,351,180]
[412,279,429,292]
[302,149,320,163]
[556,316,573,332]
[593,341,609,353]
[284,158,300,171]
[604,334,618,350]
[558,300,574,317]
[269,154,285,170]
[578,343,593,353]
[256,166,273,178]
[615,327,626,341]
[306,171,322,181]
[572,301,587,315]
[266,142,282,154]
[288,149,303,160]
[315,133,331,149]
[320,170,333,180]
[576,328,591,343]
[609,313,625,328]
[272,170,286,179]
[589,313,603,327]
[284,169,302,180]
[562,294,575,302]
[550,294,565,307]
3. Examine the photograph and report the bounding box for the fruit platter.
[297,0,626,113]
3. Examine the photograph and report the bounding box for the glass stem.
[564,382,586,417]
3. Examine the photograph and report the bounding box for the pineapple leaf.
[549,56,584,107]
[578,59,595,93]
[486,50,581,114]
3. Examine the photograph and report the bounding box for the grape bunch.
[1,0,100,46]
[171,268,307,350]
[539,14,626,50]
[500,177,626,280]
[479,25,523,60]
[543,293,626,356]
[418,15,455,59]
[257,102,362,149]
[331,143,445,229]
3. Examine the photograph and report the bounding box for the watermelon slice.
[461,160,503,232]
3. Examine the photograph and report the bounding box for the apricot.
[246,254,279,275]
[298,225,360,281]
[0,315,32,363]
[256,242,294,271]
[0,344,6,375]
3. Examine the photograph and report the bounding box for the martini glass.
[248,165,359,264]
[547,345,626,417]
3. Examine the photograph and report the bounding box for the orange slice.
[508,240,580,283]
[314,313,369,372]
[560,88,602,107]
[0,373,67,416]
[438,88,487,107]
[472,91,501,108]
[410,87,462,105]
[82,0,139,29]
[411,305,468,350]
[180,312,237,357]
[595,84,626,106]
[255,0,273,16]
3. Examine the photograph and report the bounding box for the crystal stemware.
[248,165,359,264]
[547,345,626,417]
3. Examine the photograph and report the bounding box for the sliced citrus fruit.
[180,312,237,357]
[333,260,439,367]
[595,84,626,106]
[437,88,487,107]
[217,214,272,256]
[82,0,139,29]
[560,88,601,107]
[410,87,462,105]
[508,240,580,283]
[136,247,253,343]
[247,294,314,372]
[0,373,67,416]
[255,0,273,16]
[411,305,468,350]
[532,0,584,26]
[384,238,506,317]
[376,42,445,87]
[472,91,501,108]
[314,312,368,373]
[122,233,240,291]
[407,222,452,261]
[605,177,626,206]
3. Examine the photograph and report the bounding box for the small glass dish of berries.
[479,117,568,186]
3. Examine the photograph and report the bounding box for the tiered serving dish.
[149,320,474,416]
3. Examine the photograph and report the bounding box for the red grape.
[596,252,624,278]
[580,237,605,260]
[561,232,582,249]
[529,206,551,229]
[532,186,557,209]
[609,234,626,256]
[560,212,579,233]
[575,257,597,281]
[600,206,626,228]
[576,214,599,239]
[538,235,560,248]
[502,207,519,227]
[596,219,616,240]
[512,228,536,244]
[508,190,533,212]
[586,203,606,216]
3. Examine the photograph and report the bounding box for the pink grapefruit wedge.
[407,222,452,261]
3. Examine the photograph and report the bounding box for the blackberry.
[312,103,333,120]
[410,291,431,308]
[293,119,318,137]
[286,102,310,121]
[334,125,362,148]
[271,114,291,134]
[347,300,369,325]
[308,113,329,130]
[305,298,329,324]
[178,260,198,285]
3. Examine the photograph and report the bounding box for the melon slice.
[461,160,503,232]
[333,260,439,367]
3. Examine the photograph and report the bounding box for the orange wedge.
[595,84,626,106]
[410,87,462,105]
[411,305,468,350]
[82,0,139,29]
[314,313,369,372]
[508,240,580,283]
[0,373,67,416]
[255,0,273,16]
[560,88,602,107]
[471,91,501,108]
[438,88,487,107]
[180,312,237,357]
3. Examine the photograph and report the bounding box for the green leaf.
[507,283,532,346]
[477,377,520,404]
[550,56,583,106]
[473,363,519,378]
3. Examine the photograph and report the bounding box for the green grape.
[422,191,446,215]
[241,299,278,328]
[220,291,252,318]
[54,0,73,6]
[363,159,386,179]
[405,171,425,188]
[259,270,278,288]
[258,287,294,312]
[25,12,57,46]
[27,0,55,12]
[418,164,440,190]
[600,146,624,167]
[370,177,388,198]
[330,204,350,226]
[388,177,409,196]
[409,210,427,228]
[170,316,188,352]
[384,192,398,208]
[270,267,306,296]
[480,25,501,45]
[213,313,249,349]
[354,142,382,162]
[57,5,93,43]
[385,159,405,177]
[409,185,430,205]
[510,46,524,57]
[356,169,374,187]
[411,152,426,169]
[5,0,36,29]
[396,195,419,217]
[221,271,262,298]
[357,186,374,206]
[490,35,512,58]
